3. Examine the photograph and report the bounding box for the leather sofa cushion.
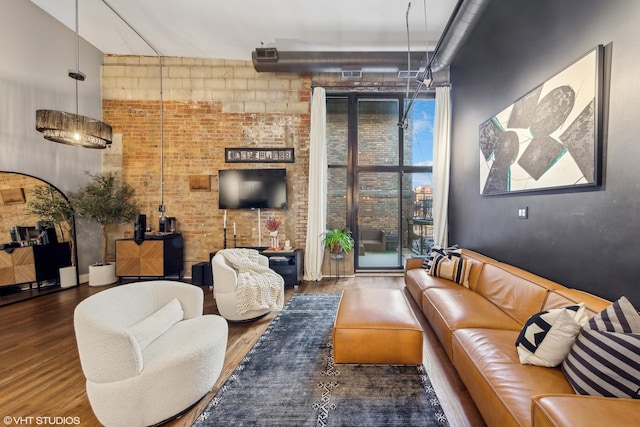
[405,267,459,311]
[422,287,522,359]
[460,249,495,291]
[531,394,640,427]
[452,328,575,427]
[475,263,557,325]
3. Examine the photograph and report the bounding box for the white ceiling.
[30,0,458,60]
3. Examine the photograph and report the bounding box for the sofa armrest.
[404,257,425,272]
[532,394,640,427]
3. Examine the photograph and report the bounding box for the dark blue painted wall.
[449,0,640,307]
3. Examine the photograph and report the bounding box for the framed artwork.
[0,188,26,205]
[225,147,294,163]
[189,175,210,192]
[479,45,604,195]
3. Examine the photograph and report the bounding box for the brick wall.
[102,56,310,273]
[0,174,42,242]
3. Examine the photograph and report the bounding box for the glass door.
[326,94,434,272]
[357,171,401,268]
[355,99,401,269]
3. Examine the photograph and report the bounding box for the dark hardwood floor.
[0,277,484,427]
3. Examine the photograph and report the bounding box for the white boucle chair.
[73,280,228,427]
[211,251,271,321]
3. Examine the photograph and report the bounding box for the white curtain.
[304,87,327,281]
[432,86,451,247]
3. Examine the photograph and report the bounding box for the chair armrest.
[150,280,204,319]
[212,254,238,294]
[258,254,269,267]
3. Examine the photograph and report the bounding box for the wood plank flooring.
[0,277,484,427]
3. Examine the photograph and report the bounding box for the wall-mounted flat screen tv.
[218,168,287,209]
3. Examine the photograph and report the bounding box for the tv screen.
[218,168,287,209]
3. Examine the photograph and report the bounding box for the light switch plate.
[518,207,528,219]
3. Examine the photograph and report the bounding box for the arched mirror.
[0,172,77,306]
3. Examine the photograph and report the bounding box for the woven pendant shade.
[36,110,112,149]
[35,0,112,149]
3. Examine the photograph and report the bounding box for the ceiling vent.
[397,70,419,79]
[341,67,362,78]
[254,47,278,62]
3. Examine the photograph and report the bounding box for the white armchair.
[74,280,228,427]
[211,251,271,321]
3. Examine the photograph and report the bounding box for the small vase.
[269,230,279,249]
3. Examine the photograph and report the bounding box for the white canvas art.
[479,46,603,195]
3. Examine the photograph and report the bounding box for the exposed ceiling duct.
[252,50,429,74]
[251,0,489,76]
[428,0,490,72]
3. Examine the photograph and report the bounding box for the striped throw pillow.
[428,253,472,287]
[422,244,461,270]
[562,296,640,398]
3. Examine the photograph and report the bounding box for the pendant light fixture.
[36,0,112,149]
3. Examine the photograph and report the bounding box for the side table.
[261,248,303,287]
[329,252,345,282]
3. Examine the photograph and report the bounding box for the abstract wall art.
[479,46,604,195]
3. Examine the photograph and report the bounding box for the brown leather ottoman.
[332,288,423,364]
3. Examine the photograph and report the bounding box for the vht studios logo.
[3,416,81,425]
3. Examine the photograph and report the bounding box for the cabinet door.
[140,241,163,276]
[0,250,14,285]
[116,241,141,276]
[12,247,36,283]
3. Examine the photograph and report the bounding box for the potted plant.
[322,228,354,254]
[26,185,77,287]
[69,172,139,286]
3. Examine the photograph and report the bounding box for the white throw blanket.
[218,249,284,314]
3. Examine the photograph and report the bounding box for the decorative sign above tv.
[225,147,294,163]
[218,168,287,210]
[479,45,604,195]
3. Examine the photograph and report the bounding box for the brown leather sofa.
[404,249,639,427]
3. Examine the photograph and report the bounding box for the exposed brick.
[102,56,311,269]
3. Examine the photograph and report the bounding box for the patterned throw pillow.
[422,244,461,270]
[428,253,472,287]
[562,296,640,398]
[515,303,588,367]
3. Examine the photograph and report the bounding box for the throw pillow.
[128,298,184,350]
[422,244,461,270]
[428,253,472,287]
[515,303,588,367]
[562,296,640,398]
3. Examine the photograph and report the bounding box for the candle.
[223,210,227,228]
[233,222,236,236]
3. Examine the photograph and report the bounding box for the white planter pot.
[89,263,117,287]
[59,266,78,288]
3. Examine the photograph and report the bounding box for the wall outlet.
[518,207,528,219]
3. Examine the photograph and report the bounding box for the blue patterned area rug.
[193,293,449,427]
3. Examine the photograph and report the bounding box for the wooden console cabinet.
[0,243,71,288]
[262,248,303,287]
[115,233,184,279]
